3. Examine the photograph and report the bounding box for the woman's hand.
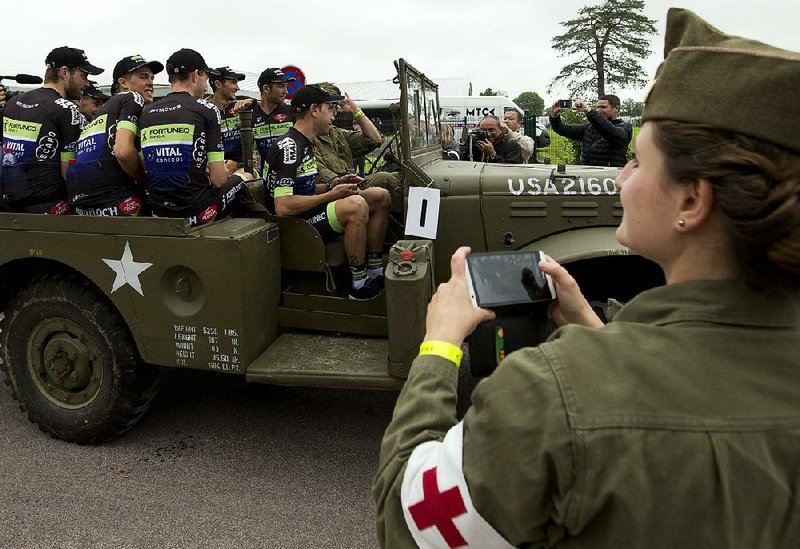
[423,247,495,346]
[539,255,604,328]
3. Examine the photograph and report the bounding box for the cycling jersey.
[266,127,343,238]
[1,87,84,207]
[266,127,318,199]
[139,91,224,215]
[66,91,144,213]
[219,102,243,164]
[253,102,293,177]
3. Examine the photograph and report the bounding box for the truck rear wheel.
[1,274,158,443]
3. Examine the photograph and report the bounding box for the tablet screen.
[467,251,554,307]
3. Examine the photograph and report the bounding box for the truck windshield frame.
[397,58,441,156]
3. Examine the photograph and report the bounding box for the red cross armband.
[400,422,514,548]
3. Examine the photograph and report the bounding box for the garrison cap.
[45,46,104,75]
[643,8,800,153]
[318,82,342,96]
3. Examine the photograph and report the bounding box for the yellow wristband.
[353,109,363,119]
[419,340,463,367]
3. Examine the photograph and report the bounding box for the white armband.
[400,422,514,548]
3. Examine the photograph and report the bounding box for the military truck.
[0,59,662,443]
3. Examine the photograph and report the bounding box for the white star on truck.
[102,241,153,296]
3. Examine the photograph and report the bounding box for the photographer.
[549,94,631,167]
[373,8,800,548]
[459,115,523,164]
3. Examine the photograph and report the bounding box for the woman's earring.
[678,218,686,228]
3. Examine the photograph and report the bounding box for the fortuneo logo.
[4,120,40,135]
[141,124,194,143]
[7,122,38,133]
[148,127,190,136]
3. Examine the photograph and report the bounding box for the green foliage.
[537,132,580,164]
[621,98,644,117]
[559,109,586,161]
[479,87,507,97]
[513,91,545,116]
[549,0,657,97]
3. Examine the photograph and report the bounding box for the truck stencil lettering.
[507,177,618,196]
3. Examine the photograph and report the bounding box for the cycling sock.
[367,251,384,279]
[350,263,368,290]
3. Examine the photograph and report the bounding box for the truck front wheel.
[1,274,158,443]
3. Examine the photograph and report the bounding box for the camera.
[558,99,573,109]
[469,127,490,142]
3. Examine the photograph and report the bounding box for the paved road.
[0,368,403,549]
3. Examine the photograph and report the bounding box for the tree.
[548,0,657,98]
[621,98,644,117]
[513,91,545,116]
[479,87,507,97]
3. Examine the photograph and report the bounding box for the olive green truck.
[0,59,661,443]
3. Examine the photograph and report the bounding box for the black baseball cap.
[45,46,104,75]
[290,84,345,113]
[257,68,296,88]
[82,83,110,102]
[165,48,220,76]
[111,55,164,94]
[214,67,246,82]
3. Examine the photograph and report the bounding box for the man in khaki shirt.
[313,84,402,211]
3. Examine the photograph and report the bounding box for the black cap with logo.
[165,48,220,76]
[257,68,296,89]
[111,55,164,94]
[290,84,345,113]
[214,67,246,82]
[82,82,110,102]
[45,46,104,75]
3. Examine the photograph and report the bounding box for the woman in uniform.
[374,8,800,548]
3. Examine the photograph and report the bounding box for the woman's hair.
[652,121,800,293]
[440,123,454,147]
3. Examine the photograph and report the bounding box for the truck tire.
[0,274,158,443]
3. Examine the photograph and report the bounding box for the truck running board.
[245,333,404,390]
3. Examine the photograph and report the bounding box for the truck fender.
[520,227,632,264]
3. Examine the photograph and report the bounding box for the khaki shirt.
[312,126,381,186]
[374,280,800,548]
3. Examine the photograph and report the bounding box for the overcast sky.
[3,0,799,102]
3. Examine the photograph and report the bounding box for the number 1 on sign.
[405,187,440,239]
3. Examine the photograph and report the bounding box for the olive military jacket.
[373,280,800,548]
[312,126,381,187]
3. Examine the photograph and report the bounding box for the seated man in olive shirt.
[313,84,402,210]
